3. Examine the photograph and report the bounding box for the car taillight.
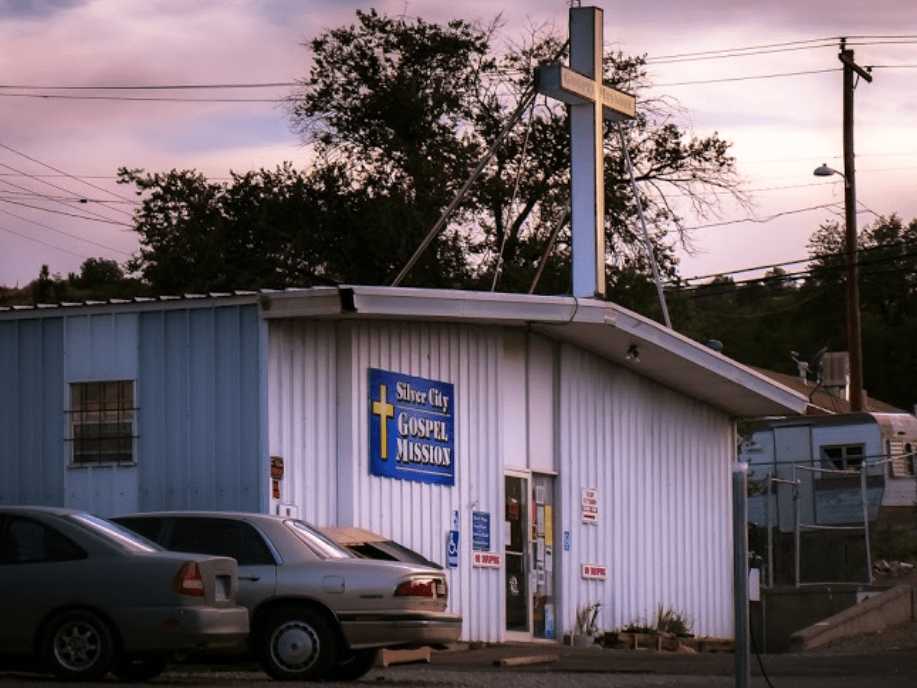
[394,578,436,598]
[174,562,205,597]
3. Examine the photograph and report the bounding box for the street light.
[813,164,849,188]
[813,163,842,178]
[812,160,863,411]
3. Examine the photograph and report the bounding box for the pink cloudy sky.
[0,0,915,288]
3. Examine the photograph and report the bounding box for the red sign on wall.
[581,563,607,580]
[473,552,502,569]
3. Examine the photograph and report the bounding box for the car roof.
[114,510,287,524]
[0,505,85,516]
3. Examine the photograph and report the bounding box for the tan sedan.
[114,511,461,682]
[0,506,248,681]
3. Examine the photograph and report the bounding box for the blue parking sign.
[446,530,459,568]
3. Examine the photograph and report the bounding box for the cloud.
[0,0,83,19]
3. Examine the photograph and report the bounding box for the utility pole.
[839,38,873,412]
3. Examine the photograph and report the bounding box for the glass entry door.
[504,474,529,633]
[531,474,557,639]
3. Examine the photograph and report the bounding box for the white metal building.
[0,285,807,642]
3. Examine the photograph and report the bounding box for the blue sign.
[472,511,491,551]
[446,530,460,568]
[369,368,455,486]
[563,530,571,552]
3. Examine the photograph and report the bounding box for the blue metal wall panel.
[0,318,64,506]
[137,305,263,512]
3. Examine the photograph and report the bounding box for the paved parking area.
[1,668,915,688]
[3,641,917,688]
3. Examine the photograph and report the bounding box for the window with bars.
[67,381,136,465]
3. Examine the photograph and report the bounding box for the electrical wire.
[677,238,917,283]
[0,199,132,227]
[678,251,917,291]
[0,206,132,256]
[0,93,284,103]
[0,223,90,259]
[0,81,296,90]
[683,203,843,232]
[0,141,140,204]
[654,68,840,88]
[646,36,842,62]
[674,264,917,300]
[0,173,133,224]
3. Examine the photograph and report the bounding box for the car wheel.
[42,609,116,681]
[113,656,167,682]
[323,648,378,682]
[257,608,336,681]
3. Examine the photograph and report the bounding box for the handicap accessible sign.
[369,368,455,486]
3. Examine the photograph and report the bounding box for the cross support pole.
[535,6,636,299]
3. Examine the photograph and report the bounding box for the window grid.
[66,380,137,466]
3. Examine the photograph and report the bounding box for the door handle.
[239,575,261,582]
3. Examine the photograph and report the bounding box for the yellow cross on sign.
[372,384,395,459]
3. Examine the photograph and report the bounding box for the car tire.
[323,647,378,682]
[41,609,116,681]
[112,656,168,682]
[257,607,336,681]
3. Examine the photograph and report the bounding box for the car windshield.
[285,520,351,560]
[70,513,161,553]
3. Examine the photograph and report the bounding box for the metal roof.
[0,284,809,418]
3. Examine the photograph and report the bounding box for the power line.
[0,223,90,259]
[654,68,840,88]
[675,264,917,300]
[0,81,296,91]
[0,191,138,205]
[648,42,839,65]
[674,252,917,293]
[646,36,842,62]
[677,238,917,283]
[0,141,139,205]
[0,93,284,103]
[0,173,133,224]
[0,198,132,227]
[0,206,132,256]
[683,203,843,232]
[647,36,917,64]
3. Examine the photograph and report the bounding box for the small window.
[906,444,916,477]
[0,517,86,564]
[168,518,276,566]
[820,444,865,472]
[68,380,136,465]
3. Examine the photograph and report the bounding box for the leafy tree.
[288,9,742,292]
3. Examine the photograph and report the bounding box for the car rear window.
[168,518,276,566]
[112,517,166,545]
[285,520,351,560]
[70,513,160,553]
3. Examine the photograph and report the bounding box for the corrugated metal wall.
[137,305,264,513]
[0,318,64,506]
[266,319,339,525]
[557,344,735,639]
[343,320,505,643]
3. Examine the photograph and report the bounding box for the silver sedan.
[0,506,249,681]
[114,511,462,682]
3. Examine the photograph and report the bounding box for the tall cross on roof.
[535,6,636,298]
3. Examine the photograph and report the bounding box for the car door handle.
[240,575,261,582]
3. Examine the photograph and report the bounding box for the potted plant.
[573,602,601,647]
